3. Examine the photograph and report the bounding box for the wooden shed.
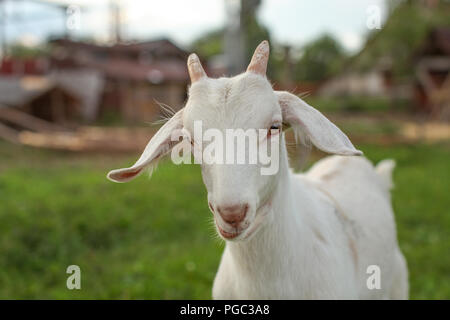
[0,75,81,126]
[414,27,450,119]
[50,38,191,123]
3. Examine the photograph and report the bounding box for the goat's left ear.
[107,109,184,183]
[276,91,362,156]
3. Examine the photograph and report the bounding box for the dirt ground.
[2,112,449,153]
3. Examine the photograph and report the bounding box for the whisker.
[207,216,225,245]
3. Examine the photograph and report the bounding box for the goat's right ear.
[107,109,184,183]
[276,91,362,156]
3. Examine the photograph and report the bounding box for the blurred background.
[0,0,449,299]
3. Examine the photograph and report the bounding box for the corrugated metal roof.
[83,59,188,83]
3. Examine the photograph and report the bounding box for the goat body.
[213,145,408,299]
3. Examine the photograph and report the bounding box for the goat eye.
[268,123,281,137]
[270,124,280,130]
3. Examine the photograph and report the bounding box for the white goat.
[107,41,408,299]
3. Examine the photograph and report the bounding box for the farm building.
[0,75,81,126]
[0,70,104,124]
[0,38,192,125]
[319,27,450,119]
[318,1,449,119]
[0,38,194,150]
[414,27,450,118]
[49,38,191,123]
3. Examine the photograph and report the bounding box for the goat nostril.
[217,204,249,226]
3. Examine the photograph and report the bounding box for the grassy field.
[0,140,449,299]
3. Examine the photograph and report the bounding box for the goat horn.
[187,53,207,83]
[247,40,269,76]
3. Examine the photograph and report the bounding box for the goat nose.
[217,204,248,227]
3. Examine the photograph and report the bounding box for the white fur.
[108,71,408,300]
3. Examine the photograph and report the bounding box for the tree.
[8,43,48,58]
[240,0,270,64]
[191,0,272,76]
[190,29,224,61]
[293,34,346,82]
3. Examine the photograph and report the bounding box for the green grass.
[305,96,411,114]
[0,141,449,299]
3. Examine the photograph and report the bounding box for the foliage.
[240,1,271,68]
[353,1,450,77]
[305,96,411,113]
[190,0,274,77]
[190,29,224,61]
[8,43,49,58]
[293,34,347,82]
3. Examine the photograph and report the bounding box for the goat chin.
[212,142,408,300]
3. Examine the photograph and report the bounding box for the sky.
[2,0,389,53]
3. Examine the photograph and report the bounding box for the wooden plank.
[0,122,20,143]
[17,127,153,152]
[18,131,83,151]
[0,107,67,132]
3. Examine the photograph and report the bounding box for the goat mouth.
[216,224,244,239]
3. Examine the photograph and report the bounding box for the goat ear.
[276,91,362,156]
[107,109,184,183]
